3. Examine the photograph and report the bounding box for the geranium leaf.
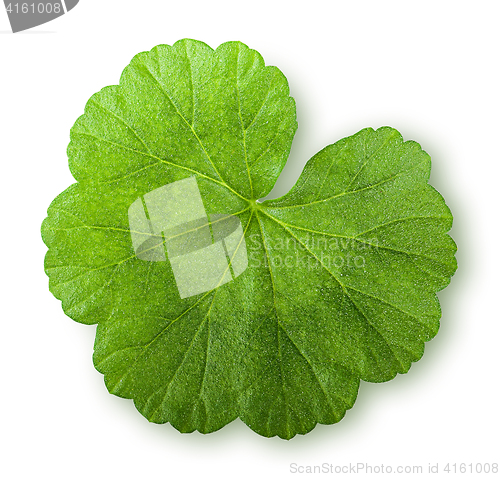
[42,39,456,439]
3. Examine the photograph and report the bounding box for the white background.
[1,1,498,475]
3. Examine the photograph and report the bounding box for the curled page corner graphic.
[128,177,248,299]
[64,0,78,11]
[4,0,80,33]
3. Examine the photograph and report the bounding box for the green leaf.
[42,39,457,439]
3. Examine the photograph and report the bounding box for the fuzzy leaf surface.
[42,39,456,439]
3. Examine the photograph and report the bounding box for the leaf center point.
[249,199,262,211]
